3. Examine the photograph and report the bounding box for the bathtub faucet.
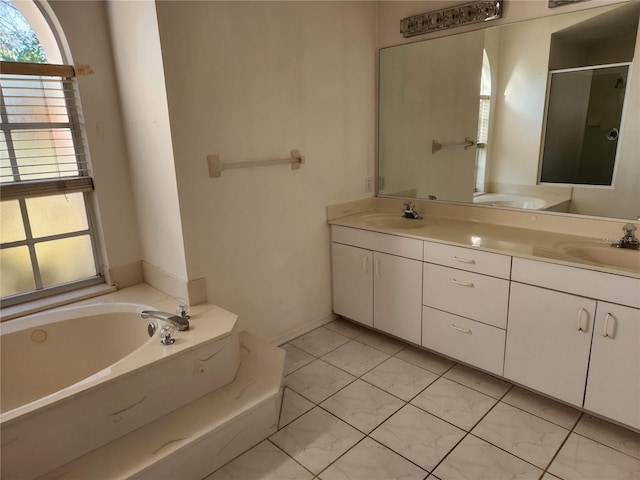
[140,311,190,331]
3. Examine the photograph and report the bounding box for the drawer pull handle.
[453,256,476,264]
[577,308,589,332]
[603,313,615,338]
[375,258,381,277]
[450,323,472,334]
[363,256,369,274]
[452,278,474,287]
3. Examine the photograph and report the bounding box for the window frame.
[1,60,104,307]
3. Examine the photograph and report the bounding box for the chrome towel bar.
[432,138,474,154]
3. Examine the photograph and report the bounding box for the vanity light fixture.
[400,0,503,38]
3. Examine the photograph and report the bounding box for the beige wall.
[106,1,189,284]
[47,1,142,285]
[155,1,377,341]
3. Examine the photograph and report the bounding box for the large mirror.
[378,2,639,220]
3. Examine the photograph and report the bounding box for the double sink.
[359,213,640,274]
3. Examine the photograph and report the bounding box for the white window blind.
[1,62,93,200]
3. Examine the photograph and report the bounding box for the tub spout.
[140,311,190,331]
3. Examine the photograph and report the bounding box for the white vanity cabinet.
[506,257,640,419]
[504,282,596,407]
[331,242,373,327]
[330,226,423,344]
[584,302,640,430]
[422,242,511,376]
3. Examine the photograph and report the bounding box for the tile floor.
[207,319,640,480]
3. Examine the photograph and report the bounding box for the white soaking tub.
[1,301,240,479]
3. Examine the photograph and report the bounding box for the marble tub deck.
[208,318,640,480]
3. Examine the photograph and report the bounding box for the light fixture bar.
[400,0,503,38]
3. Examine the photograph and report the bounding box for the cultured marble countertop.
[329,210,640,279]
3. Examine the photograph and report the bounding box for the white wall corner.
[142,261,189,302]
[269,312,338,346]
[108,261,144,289]
[187,277,208,306]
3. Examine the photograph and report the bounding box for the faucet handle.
[176,303,190,319]
[622,223,637,237]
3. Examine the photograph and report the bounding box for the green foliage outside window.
[0,0,47,63]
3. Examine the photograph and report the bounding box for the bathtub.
[1,301,239,479]
[473,193,548,210]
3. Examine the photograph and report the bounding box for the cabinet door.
[584,303,640,429]
[504,282,596,407]
[373,252,422,344]
[331,242,373,327]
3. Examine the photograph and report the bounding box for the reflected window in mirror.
[474,49,492,194]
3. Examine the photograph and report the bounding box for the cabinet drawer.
[424,241,511,279]
[512,257,640,308]
[331,225,423,260]
[423,263,509,328]
[422,306,505,376]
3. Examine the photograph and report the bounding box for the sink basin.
[362,213,426,230]
[559,243,640,272]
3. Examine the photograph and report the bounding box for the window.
[474,49,491,194]
[1,1,102,306]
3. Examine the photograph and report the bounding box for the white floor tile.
[370,404,465,471]
[290,327,351,357]
[395,346,456,375]
[280,387,315,428]
[283,344,316,376]
[501,387,581,429]
[432,434,542,480]
[471,402,570,469]
[321,340,390,377]
[206,440,313,480]
[574,414,640,460]
[444,364,512,399]
[411,377,498,431]
[362,356,438,401]
[318,437,426,480]
[320,379,404,434]
[548,433,640,480]
[270,407,364,475]
[354,331,407,355]
[285,360,356,404]
[323,319,369,339]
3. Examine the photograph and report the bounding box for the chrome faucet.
[403,201,423,219]
[141,310,190,331]
[614,223,639,250]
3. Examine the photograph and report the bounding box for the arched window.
[1,0,102,306]
[474,49,491,194]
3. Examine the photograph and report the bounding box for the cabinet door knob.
[603,313,616,338]
[577,307,589,332]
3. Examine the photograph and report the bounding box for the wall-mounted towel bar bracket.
[207,150,304,178]
[432,137,474,154]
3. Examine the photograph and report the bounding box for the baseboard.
[270,312,338,346]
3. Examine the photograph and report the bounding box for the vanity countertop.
[329,209,640,279]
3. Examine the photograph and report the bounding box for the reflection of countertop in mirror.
[327,197,640,278]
